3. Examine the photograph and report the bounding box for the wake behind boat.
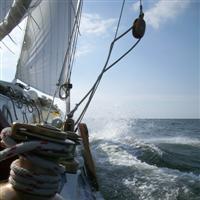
[0,0,145,199]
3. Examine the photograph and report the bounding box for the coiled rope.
[0,83,42,123]
[0,126,77,196]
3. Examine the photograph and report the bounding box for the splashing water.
[85,118,200,200]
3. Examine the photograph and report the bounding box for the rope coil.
[9,159,60,196]
[0,83,42,123]
[0,125,78,196]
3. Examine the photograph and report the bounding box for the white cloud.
[76,13,117,57]
[80,13,116,35]
[76,43,93,57]
[133,0,190,29]
[132,1,140,12]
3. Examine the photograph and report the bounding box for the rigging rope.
[45,0,83,122]
[58,0,83,89]
[68,0,127,118]
[74,38,141,128]
[68,0,142,129]
[2,105,13,124]
[0,83,42,123]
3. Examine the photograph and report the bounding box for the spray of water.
[85,118,200,200]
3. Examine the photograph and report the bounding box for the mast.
[54,0,82,118]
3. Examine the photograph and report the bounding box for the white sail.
[0,0,37,41]
[15,0,81,97]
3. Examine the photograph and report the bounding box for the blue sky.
[0,0,199,119]
[71,0,199,119]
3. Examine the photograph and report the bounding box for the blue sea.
[87,119,200,200]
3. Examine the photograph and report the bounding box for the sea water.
[86,119,200,200]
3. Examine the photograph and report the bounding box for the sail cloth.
[0,0,40,41]
[15,0,80,97]
[0,0,13,23]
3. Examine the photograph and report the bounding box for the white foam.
[87,118,132,141]
[87,118,200,199]
[143,136,200,146]
[122,166,200,200]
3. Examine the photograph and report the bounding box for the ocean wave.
[86,118,200,199]
[92,139,200,200]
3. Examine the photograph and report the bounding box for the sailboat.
[0,0,145,199]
